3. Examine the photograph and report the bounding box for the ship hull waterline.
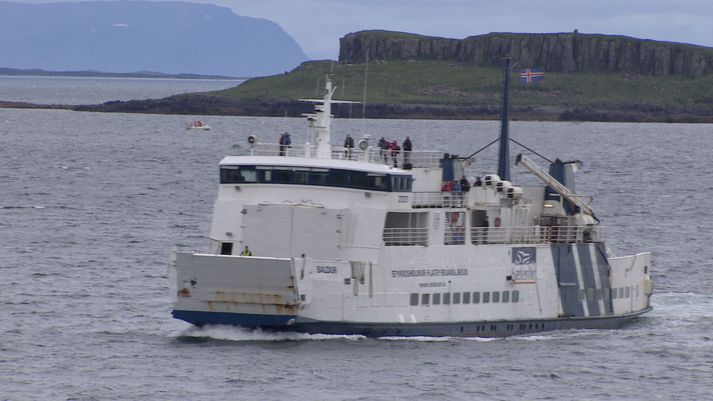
[172,308,651,338]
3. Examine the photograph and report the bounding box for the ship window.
[433,293,441,305]
[329,170,349,186]
[421,293,430,305]
[502,291,510,303]
[294,171,310,184]
[369,174,388,191]
[482,291,490,303]
[391,175,412,192]
[350,171,369,188]
[612,288,618,299]
[309,171,329,185]
[220,242,233,255]
[220,164,404,192]
[462,292,471,304]
[625,286,630,298]
[452,292,461,304]
[219,165,242,183]
[272,169,293,183]
[473,291,481,304]
[241,168,258,182]
[619,287,625,298]
[512,290,519,303]
[492,291,500,303]
[409,293,419,306]
[443,293,451,305]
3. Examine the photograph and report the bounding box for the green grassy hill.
[194,59,713,122]
[70,56,713,122]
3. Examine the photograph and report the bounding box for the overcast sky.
[204,0,713,59]
[14,0,713,59]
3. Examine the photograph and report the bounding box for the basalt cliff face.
[339,31,713,78]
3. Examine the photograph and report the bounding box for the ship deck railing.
[412,191,466,208]
[382,227,430,246]
[241,143,443,169]
[383,225,604,246]
[470,225,605,245]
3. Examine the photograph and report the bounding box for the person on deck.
[344,134,354,159]
[241,246,252,256]
[460,176,471,192]
[379,137,389,164]
[390,140,400,167]
[279,132,291,156]
[402,136,413,167]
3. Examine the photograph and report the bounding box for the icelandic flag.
[520,68,544,84]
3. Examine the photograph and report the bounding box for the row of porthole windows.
[409,290,520,306]
[464,322,546,333]
[578,286,636,302]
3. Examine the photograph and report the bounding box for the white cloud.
[111,23,129,28]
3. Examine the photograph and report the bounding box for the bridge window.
[220,165,408,192]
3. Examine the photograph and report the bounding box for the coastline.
[3,98,712,123]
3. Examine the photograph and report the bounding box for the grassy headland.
[75,58,713,122]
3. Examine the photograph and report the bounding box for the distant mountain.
[0,1,309,77]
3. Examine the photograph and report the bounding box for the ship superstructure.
[170,77,652,337]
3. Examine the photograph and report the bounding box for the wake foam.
[177,325,365,342]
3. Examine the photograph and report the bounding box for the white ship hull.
[172,242,651,337]
[170,76,652,337]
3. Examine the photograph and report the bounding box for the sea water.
[0,77,712,400]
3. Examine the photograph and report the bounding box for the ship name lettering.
[316,265,337,274]
[391,268,468,278]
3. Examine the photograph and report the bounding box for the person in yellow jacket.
[241,246,252,256]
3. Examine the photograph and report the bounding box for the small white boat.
[187,120,211,130]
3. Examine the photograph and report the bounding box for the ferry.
[170,72,652,337]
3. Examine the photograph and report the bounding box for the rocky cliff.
[339,30,713,78]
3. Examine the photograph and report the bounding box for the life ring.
[494,217,501,227]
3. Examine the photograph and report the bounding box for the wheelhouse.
[220,164,412,192]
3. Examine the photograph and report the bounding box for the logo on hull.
[512,247,537,283]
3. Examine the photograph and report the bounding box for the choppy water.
[1,78,712,400]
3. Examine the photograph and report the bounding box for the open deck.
[240,142,444,169]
